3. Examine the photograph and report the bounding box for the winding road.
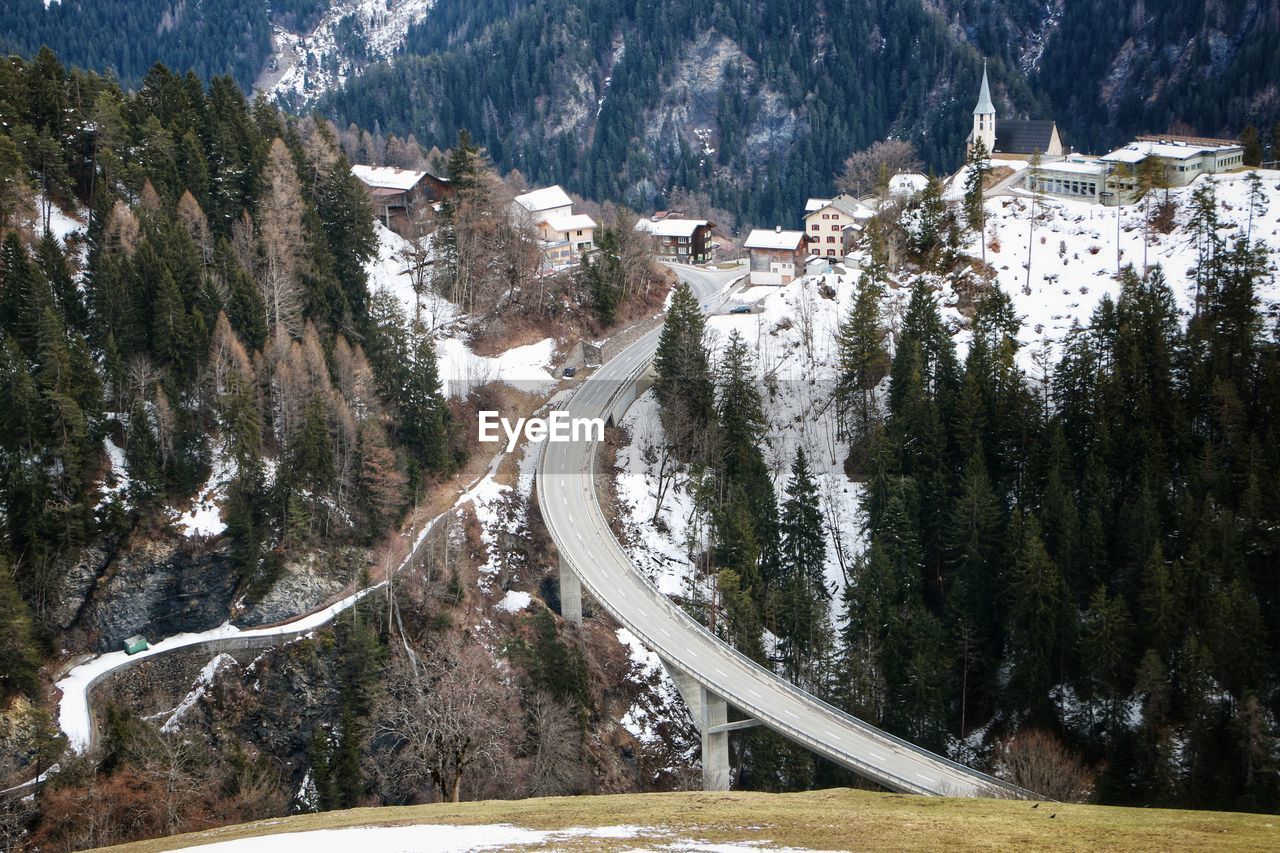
[538,263,1027,798]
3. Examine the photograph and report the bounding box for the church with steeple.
[967,63,1063,158]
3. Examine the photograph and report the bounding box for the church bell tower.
[971,62,996,154]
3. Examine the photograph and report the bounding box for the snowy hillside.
[367,222,559,396]
[258,0,436,102]
[615,275,865,625]
[964,170,1280,372]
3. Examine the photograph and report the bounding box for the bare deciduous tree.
[993,728,1093,803]
[836,139,922,198]
[377,639,520,803]
[258,138,308,334]
[528,692,587,797]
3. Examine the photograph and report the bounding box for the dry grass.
[98,788,1278,852]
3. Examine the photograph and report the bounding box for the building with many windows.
[1099,137,1245,189]
[1026,158,1109,203]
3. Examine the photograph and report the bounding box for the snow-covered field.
[179,823,835,852]
[368,222,559,397]
[965,169,1280,371]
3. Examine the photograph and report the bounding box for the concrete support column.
[700,685,731,791]
[559,557,582,625]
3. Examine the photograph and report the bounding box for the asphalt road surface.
[537,264,1027,797]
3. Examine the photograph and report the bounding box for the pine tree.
[776,449,832,686]
[715,331,779,587]
[963,136,991,263]
[834,274,888,470]
[333,704,363,809]
[402,334,452,473]
[653,280,714,454]
[0,555,41,700]
[1004,511,1071,721]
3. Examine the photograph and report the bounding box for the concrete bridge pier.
[661,658,737,791]
[699,685,731,791]
[559,557,582,625]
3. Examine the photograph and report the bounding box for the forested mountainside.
[0,0,276,90]
[0,47,690,850]
[634,174,1280,811]
[5,1,1280,229]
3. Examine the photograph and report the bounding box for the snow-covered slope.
[258,0,436,102]
[967,170,1280,371]
[615,275,865,626]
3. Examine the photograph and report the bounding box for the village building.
[1024,136,1244,206]
[743,227,812,285]
[1026,157,1110,203]
[635,217,717,263]
[1099,136,1245,189]
[888,173,930,199]
[802,194,874,257]
[350,164,451,227]
[969,64,1063,158]
[512,185,597,269]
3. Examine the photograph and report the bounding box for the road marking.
[868,752,886,761]
[824,730,841,740]
[781,709,799,720]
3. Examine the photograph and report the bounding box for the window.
[831,224,840,231]
[811,224,820,231]
[827,249,836,256]
[826,236,835,243]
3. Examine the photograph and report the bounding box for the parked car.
[562,366,578,378]
[729,304,752,315]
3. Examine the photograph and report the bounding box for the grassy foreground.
[103,788,1277,852]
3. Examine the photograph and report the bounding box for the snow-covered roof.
[744,228,808,251]
[1037,159,1109,176]
[806,196,876,220]
[514,185,573,213]
[350,164,427,191]
[637,218,710,237]
[889,172,929,195]
[544,213,597,232]
[1100,140,1241,164]
[804,197,833,213]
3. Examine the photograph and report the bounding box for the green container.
[123,635,149,655]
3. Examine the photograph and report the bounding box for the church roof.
[973,64,995,115]
[994,119,1057,155]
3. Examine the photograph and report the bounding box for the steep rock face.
[237,548,370,627]
[48,543,113,631]
[74,538,240,652]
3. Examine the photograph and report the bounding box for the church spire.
[973,61,995,116]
